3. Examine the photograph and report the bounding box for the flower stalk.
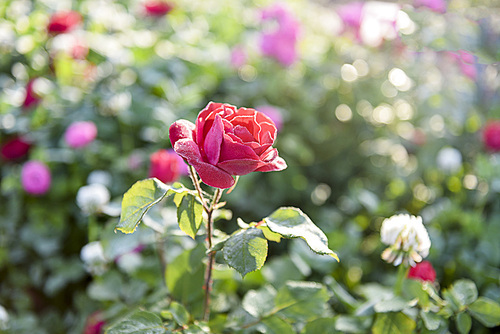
[394,263,409,296]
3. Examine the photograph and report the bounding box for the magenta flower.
[413,0,447,13]
[64,121,97,148]
[169,102,287,189]
[483,121,500,152]
[47,11,82,35]
[21,161,51,195]
[149,149,181,184]
[230,46,247,68]
[257,105,283,132]
[1,137,31,161]
[83,311,105,334]
[337,2,364,40]
[408,260,436,282]
[143,0,173,17]
[259,3,300,66]
[22,79,41,109]
[447,50,477,80]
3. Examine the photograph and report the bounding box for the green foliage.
[467,297,500,327]
[222,228,268,277]
[372,312,416,334]
[174,192,204,239]
[106,311,166,334]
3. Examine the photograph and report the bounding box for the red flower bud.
[144,1,173,16]
[1,137,31,161]
[408,260,436,282]
[483,121,500,152]
[47,11,82,34]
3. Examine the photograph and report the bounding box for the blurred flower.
[230,46,247,68]
[21,161,51,195]
[259,3,300,66]
[413,0,446,13]
[87,170,112,187]
[257,105,283,132]
[337,2,364,40]
[47,11,83,35]
[483,120,500,152]
[81,241,107,275]
[143,0,173,17]
[149,149,182,183]
[22,79,41,109]
[447,50,477,80]
[76,183,111,215]
[116,252,142,273]
[1,137,31,161]
[83,311,105,334]
[436,147,462,173]
[0,305,7,331]
[168,148,189,176]
[64,121,97,148]
[381,214,431,266]
[408,260,436,282]
[50,33,88,60]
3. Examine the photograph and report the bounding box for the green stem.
[394,264,409,296]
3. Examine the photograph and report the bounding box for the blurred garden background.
[1,0,500,333]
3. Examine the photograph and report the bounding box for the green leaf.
[372,312,416,334]
[456,312,472,334]
[449,279,478,306]
[264,207,339,261]
[274,281,330,322]
[242,285,277,318]
[169,301,190,327]
[258,225,282,243]
[303,318,339,334]
[105,310,166,334]
[261,316,294,333]
[467,297,500,327]
[222,228,268,277]
[116,178,184,234]
[165,244,206,306]
[420,310,442,331]
[374,297,412,313]
[176,193,203,239]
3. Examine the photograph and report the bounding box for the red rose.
[83,311,105,334]
[22,79,41,109]
[483,121,500,152]
[149,149,181,184]
[47,11,82,34]
[144,1,173,16]
[1,137,31,160]
[169,102,287,189]
[408,260,436,282]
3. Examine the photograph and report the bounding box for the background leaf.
[175,192,203,239]
[264,207,339,261]
[105,310,166,334]
[372,312,416,334]
[274,281,330,322]
[223,228,268,277]
[467,297,500,327]
[456,312,472,334]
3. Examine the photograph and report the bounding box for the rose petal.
[219,134,260,162]
[234,125,255,143]
[174,138,235,188]
[169,120,196,147]
[204,114,224,165]
[256,156,287,172]
[218,159,265,175]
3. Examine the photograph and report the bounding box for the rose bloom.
[22,79,41,109]
[83,311,105,334]
[381,214,431,266]
[257,105,283,132]
[47,11,82,34]
[259,4,300,66]
[408,260,436,282]
[143,0,173,16]
[169,102,287,189]
[483,121,500,152]
[64,121,97,148]
[149,149,182,184]
[413,0,446,13]
[1,137,31,161]
[21,161,51,195]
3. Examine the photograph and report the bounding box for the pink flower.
[168,148,189,175]
[64,121,97,148]
[169,102,287,189]
[446,50,477,80]
[259,4,300,66]
[483,121,500,152]
[337,2,364,40]
[413,0,447,13]
[257,105,283,132]
[83,311,105,334]
[149,149,181,184]
[23,79,41,109]
[47,11,82,35]
[21,161,51,195]
[1,137,31,161]
[230,46,247,68]
[408,260,436,282]
[143,0,173,16]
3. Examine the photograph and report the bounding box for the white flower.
[80,241,108,275]
[87,170,112,187]
[0,304,8,331]
[380,214,431,266]
[76,183,110,214]
[436,147,462,173]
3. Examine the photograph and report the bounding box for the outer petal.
[174,138,235,189]
[218,159,264,175]
[203,114,224,165]
[219,134,261,162]
[255,148,287,172]
[169,120,196,147]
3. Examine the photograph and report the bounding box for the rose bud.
[483,120,500,152]
[1,137,31,161]
[169,102,287,189]
[47,11,83,35]
[21,160,51,195]
[143,0,173,17]
[149,149,182,184]
[408,260,436,282]
[64,121,97,148]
